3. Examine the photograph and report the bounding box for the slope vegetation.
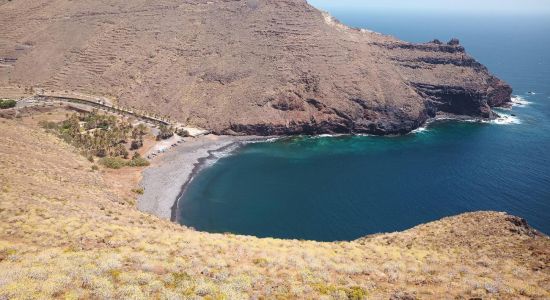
[0,118,548,299]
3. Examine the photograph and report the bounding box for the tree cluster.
[0,99,16,109]
[156,124,175,141]
[40,110,149,162]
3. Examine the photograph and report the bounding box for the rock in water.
[0,0,512,135]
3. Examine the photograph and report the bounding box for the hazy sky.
[308,0,550,15]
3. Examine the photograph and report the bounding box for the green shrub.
[313,284,368,300]
[95,148,108,158]
[252,258,268,267]
[156,124,174,140]
[127,156,150,167]
[131,188,144,195]
[39,121,59,130]
[347,286,369,300]
[99,157,127,169]
[99,155,149,169]
[113,144,129,159]
[0,99,16,109]
[130,139,143,150]
[176,128,190,137]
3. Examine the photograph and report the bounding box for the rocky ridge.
[0,0,511,135]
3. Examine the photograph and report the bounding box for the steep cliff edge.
[0,0,511,135]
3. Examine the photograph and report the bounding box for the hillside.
[0,0,511,135]
[0,118,548,299]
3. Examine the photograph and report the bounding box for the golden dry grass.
[0,117,549,299]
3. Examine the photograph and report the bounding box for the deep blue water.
[178,7,550,241]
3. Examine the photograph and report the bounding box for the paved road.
[13,91,210,137]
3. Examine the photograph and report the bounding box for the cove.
[177,5,550,241]
[178,116,550,241]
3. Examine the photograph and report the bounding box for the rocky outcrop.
[487,77,514,107]
[412,83,493,118]
[0,0,512,135]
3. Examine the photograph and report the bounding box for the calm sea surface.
[178,7,550,241]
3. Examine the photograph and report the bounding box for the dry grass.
[18,108,156,205]
[0,117,549,299]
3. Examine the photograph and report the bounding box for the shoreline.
[138,108,519,222]
[171,136,270,222]
[137,135,264,221]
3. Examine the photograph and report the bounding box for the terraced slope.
[0,0,511,135]
[0,118,548,298]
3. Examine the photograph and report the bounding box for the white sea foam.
[203,137,283,167]
[410,126,429,134]
[511,95,532,108]
[434,112,521,126]
[243,137,281,144]
[458,114,520,125]
[201,143,242,168]
[488,113,522,125]
[310,134,348,139]
[433,115,456,121]
[265,137,282,143]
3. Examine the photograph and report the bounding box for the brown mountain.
[0,0,512,135]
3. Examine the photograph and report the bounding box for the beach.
[137,134,257,220]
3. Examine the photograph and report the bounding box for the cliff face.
[0,0,512,135]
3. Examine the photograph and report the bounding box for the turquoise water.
[178,6,550,241]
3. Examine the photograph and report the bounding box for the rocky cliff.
[0,0,512,135]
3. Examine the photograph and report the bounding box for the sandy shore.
[137,134,258,220]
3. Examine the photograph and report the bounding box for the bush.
[176,128,190,137]
[132,124,149,140]
[95,148,108,158]
[132,152,142,160]
[131,188,144,195]
[130,139,143,150]
[156,124,174,140]
[127,155,150,167]
[39,121,59,130]
[99,157,127,169]
[112,144,129,159]
[0,99,16,109]
[313,284,368,300]
[99,155,149,169]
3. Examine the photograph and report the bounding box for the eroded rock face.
[0,0,512,135]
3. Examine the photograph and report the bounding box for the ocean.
[178,5,550,241]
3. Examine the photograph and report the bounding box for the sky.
[307,0,550,15]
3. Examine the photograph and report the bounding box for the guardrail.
[30,89,210,137]
[36,92,170,126]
